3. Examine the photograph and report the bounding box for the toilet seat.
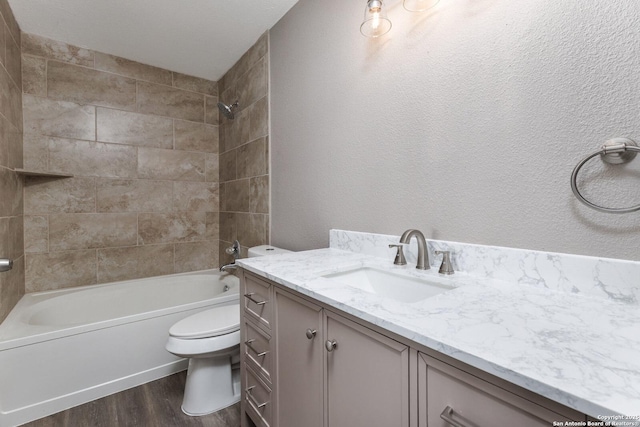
[169,304,240,339]
[166,330,241,358]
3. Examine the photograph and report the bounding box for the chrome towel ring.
[570,138,640,214]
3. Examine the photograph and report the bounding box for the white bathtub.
[0,269,239,427]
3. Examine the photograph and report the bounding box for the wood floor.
[23,371,240,427]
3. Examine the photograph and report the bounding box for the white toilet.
[165,245,290,416]
[166,304,241,415]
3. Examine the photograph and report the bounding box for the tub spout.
[220,262,238,272]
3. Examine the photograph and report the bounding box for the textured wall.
[0,0,23,321]
[270,0,640,261]
[22,33,220,292]
[218,33,270,263]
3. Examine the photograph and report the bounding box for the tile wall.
[218,33,270,263]
[22,33,221,292]
[0,0,23,322]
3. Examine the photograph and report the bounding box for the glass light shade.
[403,0,440,12]
[360,0,392,38]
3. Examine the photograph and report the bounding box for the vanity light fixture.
[360,0,392,38]
[402,0,440,12]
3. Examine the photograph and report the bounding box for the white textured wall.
[270,0,640,260]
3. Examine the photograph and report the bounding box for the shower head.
[217,100,239,120]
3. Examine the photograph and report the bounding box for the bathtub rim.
[0,269,239,351]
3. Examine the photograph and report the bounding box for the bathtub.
[0,269,239,427]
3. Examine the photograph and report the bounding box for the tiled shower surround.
[218,33,270,263]
[22,33,222,292]
[0,0,23,321]
[0,1,271,318]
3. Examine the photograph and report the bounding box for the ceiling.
[7,0,299,81]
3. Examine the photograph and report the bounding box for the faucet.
[220,263,238,272]
[399,229,430,270]
[220,240,240,272]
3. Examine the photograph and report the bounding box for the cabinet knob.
[305,328,317,339]
[325,339,338,352]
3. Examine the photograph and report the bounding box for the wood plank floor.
[23,371,240,427]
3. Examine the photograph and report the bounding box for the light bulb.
[360,0,392,38]
[371,11,380,30]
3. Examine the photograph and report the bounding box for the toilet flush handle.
[0,259,12,273]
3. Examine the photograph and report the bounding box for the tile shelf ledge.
[14,169,74,178]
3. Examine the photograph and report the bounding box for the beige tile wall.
[218,33,270,263]
[0,0,23,322]
[22,33,221,292]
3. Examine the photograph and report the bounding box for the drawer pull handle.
[245,339,269,357]
[325,339,338,352]
[246,386,269,409]
[244,293,267,306]
[440,406,479,427]
[306,328,317,339]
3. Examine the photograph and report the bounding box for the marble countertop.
[237,248,640,419]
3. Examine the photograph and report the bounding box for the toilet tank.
[248,245,291,258]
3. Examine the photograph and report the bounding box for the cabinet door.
[325,311,410,427]
[275,288,324,427]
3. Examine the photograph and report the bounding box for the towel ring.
[570,138,640,214]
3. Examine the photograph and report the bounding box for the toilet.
[165,245,291,416]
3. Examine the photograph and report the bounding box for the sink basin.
[322,267,454,303]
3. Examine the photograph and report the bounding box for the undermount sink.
[322,267,454,303]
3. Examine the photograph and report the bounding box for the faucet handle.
[435,251,454,275]
[389,244,407,266]
[225,240,240,259]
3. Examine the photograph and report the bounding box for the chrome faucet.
[220,240,240,272]
[220,263,238,272]
[399,229,430,270]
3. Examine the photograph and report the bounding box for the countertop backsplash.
[330,229,640,304]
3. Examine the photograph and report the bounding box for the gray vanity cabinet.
[273,288,323,427]
[241,270,585,427]
[273,286,410,427]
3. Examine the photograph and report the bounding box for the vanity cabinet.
[240,270,586,427]
[274,286,410,427]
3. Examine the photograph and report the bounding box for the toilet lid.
[169,304,240,339]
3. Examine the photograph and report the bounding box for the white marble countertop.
[237,248,640,420]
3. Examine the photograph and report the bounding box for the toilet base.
[181,354,241,416]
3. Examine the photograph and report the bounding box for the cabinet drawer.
[243,273,272,332]
[244,319,272,384]
[421,354,581,427]
[244,364,273,427]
